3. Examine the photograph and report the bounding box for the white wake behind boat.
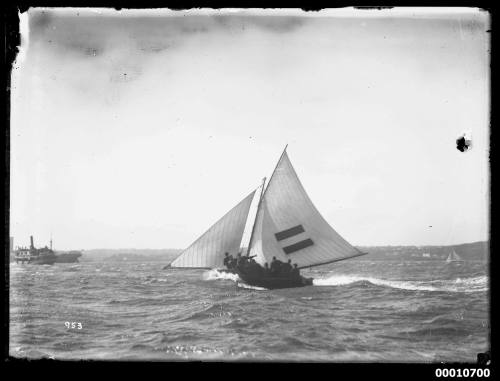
[168,146,367,289]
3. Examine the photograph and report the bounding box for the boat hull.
[16,254,57,265]
[31,256,57,265]
[224,268,313,289]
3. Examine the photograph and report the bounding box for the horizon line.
[65,239,489,251]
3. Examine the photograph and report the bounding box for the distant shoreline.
[78,241,491,263]
[10,241,488,263]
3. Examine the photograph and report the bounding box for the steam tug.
[14,236,57,265]
[14,236,83,264]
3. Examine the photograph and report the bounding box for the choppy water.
[9,260,489,362]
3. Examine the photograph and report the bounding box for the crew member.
[236,253,246,268]
[245,255,259,276]
[223,252,232,268]
[263,262,270,274]
[291,263,300,278]
[282,259,293,274]
[230,255,238,269]
[270,256,282,274]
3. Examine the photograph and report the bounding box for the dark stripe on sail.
[275,225,305,241]
[283,238,314,254]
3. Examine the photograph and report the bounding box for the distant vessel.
[14,236,57,265]
[446,250,462,263]
[422,253,431,258]
[168,146,367,289]
[54,250,82,263]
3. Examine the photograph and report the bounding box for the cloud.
[28,10,309,57]
[23,10,310,95]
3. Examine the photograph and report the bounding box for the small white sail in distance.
[169,190,256,268]
[248,149,366,269]
[446,250,462,262]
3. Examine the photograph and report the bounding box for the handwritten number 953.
[65,322,83,329]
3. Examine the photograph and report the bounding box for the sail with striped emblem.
[169,190,256,268]
[248,150,365,269]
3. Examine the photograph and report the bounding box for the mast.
[246,176,266,256]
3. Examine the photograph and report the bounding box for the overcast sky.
[10,8,489,250]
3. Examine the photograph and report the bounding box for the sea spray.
[204,269,240,282]
[204,269,267,290]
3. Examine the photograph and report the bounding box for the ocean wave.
[63,266,80,272]
[12,346,53,359]
[313,274,488,293]
[236,282,267,291]
[148,277,171,283]
[159,344,228,358]
[409,326,472,337]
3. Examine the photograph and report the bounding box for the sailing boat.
[168,146,367,289]
[446,250,462,263]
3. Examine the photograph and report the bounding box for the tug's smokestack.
[30,236,34,249]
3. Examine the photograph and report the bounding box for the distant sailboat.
[446,250,462,262]
[168,146,367,289]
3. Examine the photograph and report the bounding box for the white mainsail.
[169,190,256,268]
[248,150,365,269]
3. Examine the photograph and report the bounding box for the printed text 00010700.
[435,369,490,377]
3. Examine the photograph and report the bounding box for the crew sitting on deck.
[236,253,246,268]
[223,252,233,269]
[229,254,238,269]
[250,257,259,272]
[230,256,301,279]
[282,259,293,274]
[270,256,284,275]
[240,255,260,276]
[291,263,300,278]
[263,262,270,275]
[235,254,255,269]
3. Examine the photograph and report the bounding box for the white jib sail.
[170,190,256,268]
[249,151,365,269]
